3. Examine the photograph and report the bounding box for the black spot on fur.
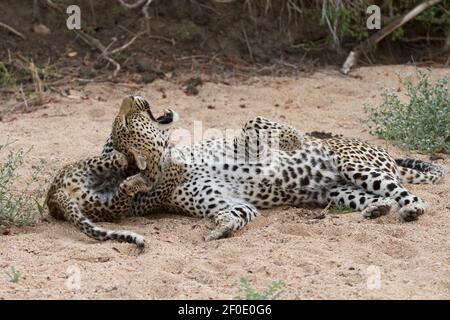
[373,180,381,190]
[371,172,381,178]
[387,183,397,191]
[300,177,310,186]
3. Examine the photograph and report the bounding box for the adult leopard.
[107,99,445,242]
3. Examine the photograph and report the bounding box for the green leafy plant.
[4,266,21,283]
[329,203,357,214]
[81,21,96,35]
[0,62,16,87]
[111,3,126,16]
[391,27,405,41]
[364,70,450,154]
[238,278,284,300]
[0,142,47,226]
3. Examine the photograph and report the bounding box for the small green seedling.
[5,266,21,283]
[329,203,357,214]
[238,277,284,300]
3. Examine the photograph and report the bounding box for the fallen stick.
[117,0,146,9]
[29,61,45,105]
[0,21,26,39]
[19,84,29,111]
[240,21,254,62]
[341,0,443,75]
[110,32,142,54]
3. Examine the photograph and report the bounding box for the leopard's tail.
[396,158,445,184]
[47,190,145,251]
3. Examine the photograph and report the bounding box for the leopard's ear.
[130,148,147,170]
[117,96,134,125]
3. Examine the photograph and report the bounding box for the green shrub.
[329,203,357,214]
[0,142,46,226]
[237,278,284,300]
[4,266,21,283]
[0,62,16,87]
[364,71,450,154]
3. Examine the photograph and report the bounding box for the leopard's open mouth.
[119,95,179,127]
[152,108,179,124]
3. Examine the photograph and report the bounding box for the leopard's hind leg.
[340,166,426,221]
[326,184,399,219]
[235,117,304,158]
[48,190,145,250]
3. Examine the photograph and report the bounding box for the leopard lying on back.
[46,96,178,250]
[108,103,445,242]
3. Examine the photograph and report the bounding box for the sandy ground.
[0,65,449,299]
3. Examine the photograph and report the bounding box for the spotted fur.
[106,108,445,241]
[46,96,178,250]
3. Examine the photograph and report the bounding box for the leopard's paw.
[121,174,152,196]
[399,203,426,222]
[361,199,398,219]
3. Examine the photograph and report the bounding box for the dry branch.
[117,0,147,9]
[341,0,443,74]
[29,61,44,105]
[241,21,254,62]
[111,32,142,54]
[0,21,26,39]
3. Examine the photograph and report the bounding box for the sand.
[0,65,449,299]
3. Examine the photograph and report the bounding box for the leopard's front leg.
[107,173,152,216]
[131,161,186,215]
[170,178,260,240]
[204,201,259,241]
[82,151,152,219]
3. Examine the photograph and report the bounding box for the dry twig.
[240,21,254,62]
[117,0,147,9]
[0,21,26,39]
[29,61,44,105]
[19,84,29,111]
[111,32,143,54]
[341,0,443,74]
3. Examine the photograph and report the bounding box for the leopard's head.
[112,95,178,175]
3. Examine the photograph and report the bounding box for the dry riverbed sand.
[0,65,449,299]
